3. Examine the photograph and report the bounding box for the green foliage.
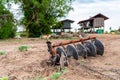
[2,0,74,37]
[20,0,73,37]
[19,31,28,37]
[0,1,16,39]
[0,51,6,55]
[0,77,8,80]
[18,45,28,51]
[0,23,16,39]
[31,67,67,80]
[110,30,115,32]
[50,67,67,80]
[50,72,62,80]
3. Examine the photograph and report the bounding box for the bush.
[0,3,16,39]
[0,23,16,39]
[18,31,28,37]
[18,46,28,52]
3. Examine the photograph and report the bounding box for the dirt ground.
[0,34,120,80]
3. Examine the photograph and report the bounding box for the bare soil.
[0,34,120,80]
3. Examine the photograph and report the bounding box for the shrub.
[18,46,28,52]
[19,31,28,37]
[0,3,16,39]
[0,23,16,39]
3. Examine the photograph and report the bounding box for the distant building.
[78,13,109,33]
[52,19,74,34]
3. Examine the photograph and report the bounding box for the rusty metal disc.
[56,47,68,66]
[76,44,87,59]
[84,41,96,57]
[66,45,78,60]
[91,39,104,56]
[56,47,67,57]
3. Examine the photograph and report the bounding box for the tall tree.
[2,0,74,37]
[20,0,74,37]
[0,0,16,39]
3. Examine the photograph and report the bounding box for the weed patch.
[0,51,6,55]
[18,46,29,52]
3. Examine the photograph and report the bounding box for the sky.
[10,0,120,32]
[64,0,120,32]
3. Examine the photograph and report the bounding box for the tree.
[0,1,16,39]
[118,26,120,32]
[19,0,74,37]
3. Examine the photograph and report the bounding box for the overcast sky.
[64,0,120,32]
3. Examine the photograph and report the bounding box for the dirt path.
[0,34,120,80]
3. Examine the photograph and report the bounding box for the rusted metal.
[46,36,96,56]
[46,36,97,68]
[46,36,105,68]
[52,36,96,48]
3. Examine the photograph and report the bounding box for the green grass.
[0,51,6,55]
[0,77,8,80]
[50,72,62,80]
[50,67,67,80]
[18,45,29,52]
[31,67,67,80]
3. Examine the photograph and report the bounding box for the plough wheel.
[91,39,104,56]
[66,45,78,60]
[84,41,96,57]
[76,44,87,59]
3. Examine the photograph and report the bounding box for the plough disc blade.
[56,47,67,57]
[56,47,68,66]
[76,44,87,59]
[66,45,78,60]
[84,41,96,57]
[92,39,104,56]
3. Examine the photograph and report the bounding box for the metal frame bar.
[48,36,96,56]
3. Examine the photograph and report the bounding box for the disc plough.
[46,36,104,68]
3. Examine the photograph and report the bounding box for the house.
[52,19,74,34]
[78,13,109,33]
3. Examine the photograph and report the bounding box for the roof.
[78,13,109,24]
[78,18,92,23]
[92,13,109,20]
[61,19,74,23]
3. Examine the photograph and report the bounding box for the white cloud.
[65,0,120,32]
